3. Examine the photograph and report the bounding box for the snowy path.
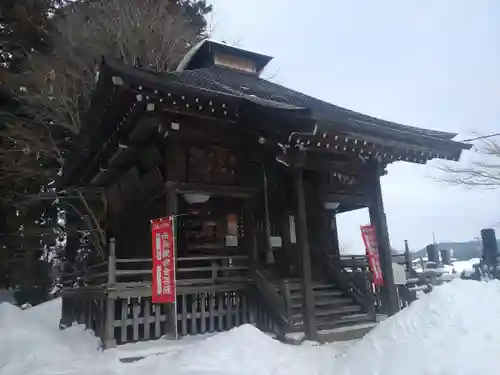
[1,279,500,375]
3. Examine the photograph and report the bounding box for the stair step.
[289,290,303,298]
[317,321,373,331]
[317,322,378,343]
[291,296,353,310]
[286,322,378,344]
[292,305,362,319]
[286,281,339,291]
[317,313,375,330]
[289,290,345,303]
[292,312,375,331]
[312,283,340,290]
[313,289,344,298]
[316,297,353,306]
[315,305,362,317]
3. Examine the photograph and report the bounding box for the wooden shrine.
[59,39,471,347]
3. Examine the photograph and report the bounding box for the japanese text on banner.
[151,217,176,303]
[360,225,384,286]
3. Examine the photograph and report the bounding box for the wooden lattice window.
[187,145,238,184]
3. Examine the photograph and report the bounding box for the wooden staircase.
[251,267,378,341]
[285,279,376,332]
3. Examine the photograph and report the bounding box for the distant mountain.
[411,241,494,261]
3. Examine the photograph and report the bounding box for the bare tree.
[438,137,500,188]
[0,0,210,271]
[1,0,207,203]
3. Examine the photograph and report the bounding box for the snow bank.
[0,299,114,375]
[3,280,500,375]
[325,279,500,375]
[130,324,339,375]
[453,258,480,274]
[0,299,339,375]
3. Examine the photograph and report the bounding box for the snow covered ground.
[453,257,481,275]
[1,279,499,375]
[413,257,480,275]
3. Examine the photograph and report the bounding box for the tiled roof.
[61,59,471,185]
[167,66,458,141]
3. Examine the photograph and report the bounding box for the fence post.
[104,238,117,348]
[59,297,67,329]
[108,238,116,285]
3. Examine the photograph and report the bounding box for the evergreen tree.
[0,1,63,72]
[0,0,213,301]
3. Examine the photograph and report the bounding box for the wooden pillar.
[262,167,275,265]
[244,198,258,268]
[368,163,399,315]
[329,213,340,256]
[165,187,179,339]
[294,169,317,339]
[165,137,180,338]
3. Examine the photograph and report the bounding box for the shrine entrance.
[171,188,256,287]
[172,186,303,285]
[178,194,245,258]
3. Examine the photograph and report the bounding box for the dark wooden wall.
[100,110,372,273]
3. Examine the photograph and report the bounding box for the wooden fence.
[176,285,254,336]
[61,283,275,347]
[59,239,275,347]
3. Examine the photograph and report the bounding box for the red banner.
[360,225,384,286]
[151,217,176,303]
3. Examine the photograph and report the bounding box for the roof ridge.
[178,66,457,141]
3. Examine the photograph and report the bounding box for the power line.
[461,132,500,142]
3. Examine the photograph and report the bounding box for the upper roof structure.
[63,39,471,185]
[177,39,273,75]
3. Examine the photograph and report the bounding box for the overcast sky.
[208,0,500,253]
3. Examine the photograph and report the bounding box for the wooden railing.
[336,254,407,267]
[334,253,421,311]
[61,261,110,288]
[177,255,250,285]
[249,268,290,336]
[62,250,250,288]
[325,254,376,318]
